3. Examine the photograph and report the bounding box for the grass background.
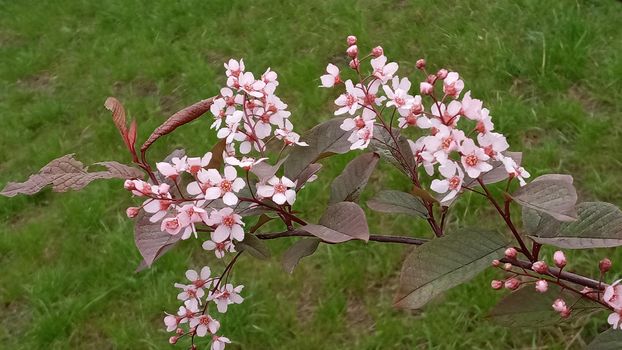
[1,0,622,349]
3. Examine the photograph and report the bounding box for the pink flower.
[370,55,398,83]
[504,247,518,259]
[383,77,413,113]
[443,72,464,97]
[202,239,236,259]
[177,299,199,322]
[237,72,265,98]
[185,266,212,289]
[202,166,245,206]
[459,139,492,178]
[225,156,266,171]
[156,156,187,180]
[535,280,548,293]
[608,311,622,330]
[371,46,384,57]
[126,206,140,218]
[190,314,220,337]
[209,207,245,243]
[217,111,243,144]
[430,161,464,202]
[431,100,462,127]
[604,280,622,310]
[477,132,509,159]
[224,58,245,78]
[334,80,364,115]
[552,298,568,314]
[275,128,308,147]
[347,35,357,46]
[491,280,503,290]
[256,176,297,205]
[208,284,244,313]
[532,261,548,274]
[460,91,483,120]
[163,313,181,332]
[347,120,374,150]
[398,95,429,129]
[600,258,613,273]
[420,82,433,95]
[553,250,567,268]
[175,282,205,302]
[143,194,173,223]
[211,335,231,350]
[346,45,358,58]
[320,63,341,88]
[475,108,495,133]
[161,217,183,235]
[186,152,213,175]
[504,278,520,290]
[177,204,211,239]
[501,156,530,186]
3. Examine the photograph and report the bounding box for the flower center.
[223,215,235,227]
[394,97,405,106]
[465,154,479,167]
[448,176,461,190]
[274,183,287,194]
[441,137,453,150]
[159,200,172,211]
[355,118,365,129]
[220,180,232,192]
[166,219,179,229]
[406,115,417,125]
[346,94,356,107]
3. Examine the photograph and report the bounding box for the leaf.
[587,329,622,350]
[329,152,379,204]
[236,234,271,260]
[283,118,351,180]
[1,155,144,197]
[295,163,322,190]
[411,186,438,205]
[488,284,601,327]
[250,156,288,180]
[141,97,215,153]
[463,152,523,187]
[367,190,429,218]
[104,97,129,147]
[511,174,578,221]
[134,211,181,268]
[301,202,370,243]
[281,238,321,274]
[395,229,507,309]
[206,139,226,170]
[528,202,622,249]
[249,214,274,233]
[369,127,415,175]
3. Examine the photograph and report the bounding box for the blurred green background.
[1,0,622,349]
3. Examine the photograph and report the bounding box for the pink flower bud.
[176,328,184,335]
[560,308,571,318]
[491,280,503,290]
[531,261,548,274]
[436,68,448,79]
[426,74,437,84]
[600,258,612,273]
[504,247,518,259]
[503,263,512,271]
[504,278,520,290]
[552,298,567,312]
[124,179,136,190]
[126,206,140,218]
[420,82,433,95]
[349,58,360,70]
[416,59,426,70]
[535,280,548,293]
[491,259,501,267]
[346,35,357,46]
[169,336,178,345]
[346,45,358,58]
[553,250,567,268]
[371,46,384,57]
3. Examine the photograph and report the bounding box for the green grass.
[1,0,622,349]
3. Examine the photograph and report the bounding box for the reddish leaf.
[134,211,181,269]
[104,97,129,147]
[511,174,578,221]
[1,155,144,197]
[140,97,215,153]
[295,163,322,191]
[206,139,226,170]
[281,238,321,274]
[250,156,288,181]
[329,152,379,204]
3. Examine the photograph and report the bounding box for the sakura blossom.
[256,175,297,205]
[370,55,398,83]
[459,139,493,178]
[208,284,244,313]
[604,280,622,310]
[430,161,464,202]
[211,335,231,350]
[202,239,236,259]
[320,63,341,88]
[190,314,220,337]
[209,207,245,243]
[201,166,245,206]
[334,80,364,115]
[443,71,464,97]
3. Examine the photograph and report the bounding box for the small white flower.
[319,63,341,88]
[256,176,297,205]
[430,161,464,202]
[209,208,245,243]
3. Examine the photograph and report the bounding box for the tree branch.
[255,230,428,245]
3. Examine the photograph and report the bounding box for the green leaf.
[488,284,601,327]
[395,229,507,309]
[301,202,370,243]
[511,174,578,222]
[284,118,351,180]
[329,152,379,205]
[527,202,622,249]
[236,234,271,260]
[587,329,622,350]
[367,190,429,218]
[282,238,321,274]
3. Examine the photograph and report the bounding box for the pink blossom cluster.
[320,36,530,203]
[163,266,243,349]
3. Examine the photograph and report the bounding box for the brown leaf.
[134,211,181,268]
[1,155,144,197]
[250,156,289,181]
[282,238,321,274]
[206,139,226,170]
[104,97,129,147]
[295,163,322,191]
[329,152,379,204]
[511,174,578,221]
[140,97,215,153]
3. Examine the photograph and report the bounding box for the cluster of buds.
[320,36,530,203]
[163,267,243,349]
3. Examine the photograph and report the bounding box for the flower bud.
[346,45,358,58]
[600,258,612,273]
[416,59,426,70]
[169,336,178,345]
[349,58,360,70]
[553,250,567,268]
[426,74,436,84]
[535,280,548,293]
[491,280,503,290]
[346,35,357,46]
[491,259,501,267]
[503,263,512,271]
[371,46,384,57]
[504,278,520,290]
[420,82,433,95]
[504,247,518,259]
[124,179,136,190]
[126,206,140,218]
[176,328,184,335]
[552,298,567,312]
[436,68,448,79]
[560,308,571,318]
[531,261,548,274]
